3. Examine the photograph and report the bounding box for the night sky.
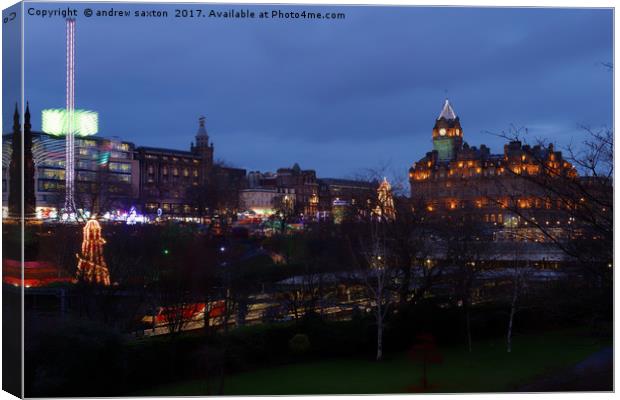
[10,3,614,181]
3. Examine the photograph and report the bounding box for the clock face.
[439,128,447,136]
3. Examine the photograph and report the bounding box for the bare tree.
[490,126,612,282]
[505,233,531,353]
[348,197,403,361]
[442,218,489,352]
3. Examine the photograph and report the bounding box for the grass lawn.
[141,329,610,395]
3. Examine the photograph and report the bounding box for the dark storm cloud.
[16,4,612,179]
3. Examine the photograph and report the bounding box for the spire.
[24,102,31,131]
[197,116,208,136]
[13,103,20,132]
[438,98,457,120]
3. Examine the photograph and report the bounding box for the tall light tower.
[41,18,98,221]
[64,18,77,219]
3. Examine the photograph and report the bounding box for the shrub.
[288,333,311,355]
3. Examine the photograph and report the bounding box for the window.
[39,168,65,180]
[77,160,96,170]
[110,142,130,151]
[110,174,131,183]
[109,162,131,173]
[39,159,65,168]
[38,180,64,192]
[78,139,97,148]
[77,171,96,181]
[110,151,129,159]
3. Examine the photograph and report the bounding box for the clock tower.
[432,99,463,161]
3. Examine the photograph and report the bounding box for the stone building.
[275,163,319,216]
[409,99,577,240]
[134,117,245,218]
[316,178,378,221]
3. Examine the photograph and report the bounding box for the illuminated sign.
[41,108,99,136]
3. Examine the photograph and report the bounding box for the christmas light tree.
[76,219,111,285]
[375,177,396,221]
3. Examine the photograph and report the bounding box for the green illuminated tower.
[432,99,463,161]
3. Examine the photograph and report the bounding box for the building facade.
[241,165,319,217]
[275,164,319,216]
[3,111,246,221]
[3,107,137,219]
[317,178,378,221]
[134,117,246,218]
[409,99,577,240]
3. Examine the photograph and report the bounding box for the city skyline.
[9,4,614,178]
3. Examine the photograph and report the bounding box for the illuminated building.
[239,187,295,216]
[317,178,378,221]
[3,129,137,219]
[409,99,577,240]
[275,163,319,216]
[76,218,111,285]
[3,114,245,221]
[242,165,318,218]
[135,117,246,218]
[242,171,298,216]
[241,174,378,222]
[135,146,202,216]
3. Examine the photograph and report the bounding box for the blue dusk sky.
[10,3,614,181]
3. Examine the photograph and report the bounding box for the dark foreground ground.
[141,329,612,395]
[519,346,613,392]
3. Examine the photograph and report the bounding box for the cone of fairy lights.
[76,218,111,285]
